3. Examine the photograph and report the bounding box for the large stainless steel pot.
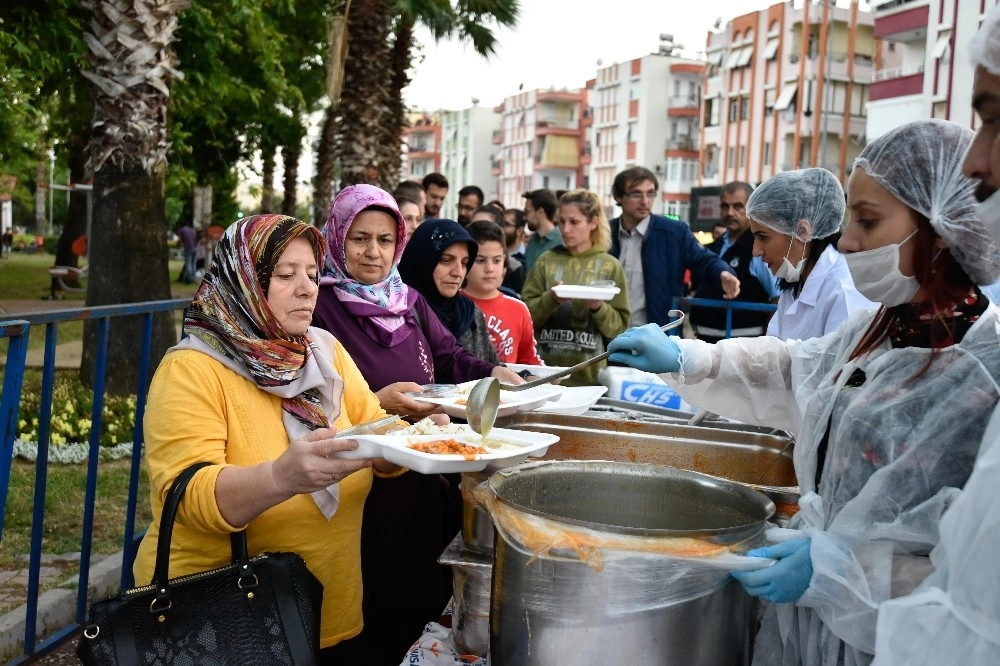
[484,460,774,666]
[499,410,798,512]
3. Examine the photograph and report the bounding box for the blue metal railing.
[0,298,189,663]
[674,296,778,338]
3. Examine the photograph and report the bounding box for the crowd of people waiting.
[131,7,1000,664]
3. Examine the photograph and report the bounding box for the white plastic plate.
[410,380,565,419]
[506,363,570,378]
[335,427,560,474]
[534,385,608,416]
[551,285,621,301]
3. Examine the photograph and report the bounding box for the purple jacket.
[311,285,496,391]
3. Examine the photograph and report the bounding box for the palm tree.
[79,0,189,394]
[320,0,519,193]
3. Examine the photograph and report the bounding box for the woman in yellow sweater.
[134,214,400,661]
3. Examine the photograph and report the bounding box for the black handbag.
[78,462,324,665]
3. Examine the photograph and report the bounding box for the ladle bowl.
[466,310,686,434]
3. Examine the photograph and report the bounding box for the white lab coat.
[873,405,1000,665]
[767,246,877,341]
[662,305,1000,666]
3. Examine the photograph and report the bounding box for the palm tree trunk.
[80,0,188,395]
[313,107,337,227]
[261,146,276,213]
[336,0,393,188]
[281,141,301,217]
[379,15,413,191]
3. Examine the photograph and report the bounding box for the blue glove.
[730,538,813,604]
[606,323,682,373]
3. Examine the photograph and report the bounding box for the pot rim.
[488,459,776,541]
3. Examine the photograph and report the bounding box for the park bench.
[47,265,88,299]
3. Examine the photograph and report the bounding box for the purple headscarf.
[321,184,416,346]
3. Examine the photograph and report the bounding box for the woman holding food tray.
[521,188,630,385]
[311,184,521,664]
[136,214,402,660]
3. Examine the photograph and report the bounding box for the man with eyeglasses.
[609,166,739,329]
[690,181,779,342]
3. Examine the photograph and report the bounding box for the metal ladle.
[466,310,687,435]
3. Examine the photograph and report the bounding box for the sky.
[403,0,789,111]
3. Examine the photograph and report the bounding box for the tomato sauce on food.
[410,439,487,460]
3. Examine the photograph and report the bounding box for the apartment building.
[586,53,705,221]
[493,88,586,209]
[401,113,441,182]
[867,0,997,139]
[701,0,889,189]
[437,105,499,217]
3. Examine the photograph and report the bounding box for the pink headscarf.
[321,184,416,346]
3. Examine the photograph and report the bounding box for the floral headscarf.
[183,214,335,432]
[398,219,479,339]
[321,184,416,346]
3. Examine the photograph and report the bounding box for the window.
[740,96,749,120]
[727,146,735,168]
[729,98,739,122]
[763,141,771,166]
[670,121,678,140]
[726,48,742,70]
[774,82,798,111]
[764,86,776,116]
[669,159,680,181]
[739,145,745,168]
[931,30,952,60]
[543,176,550,188]
[688,81,697,97]
[706,97,721,126]
[764,38,780,60]
[673,80,681,96]
[526,141,532,158]
[736,46,754,68]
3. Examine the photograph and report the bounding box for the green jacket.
[522,246,630,386]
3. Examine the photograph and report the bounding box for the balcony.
[668,95,700,118]
[873,1,929,42]
[870,63,924,100]
[408,144,436,159]
[535,119,579,135]
[666,137,696,153]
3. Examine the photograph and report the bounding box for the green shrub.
[43,235,59,254]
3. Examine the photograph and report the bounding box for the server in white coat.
[873,6,1000,664]
[747,168,875,341]
[607,119,1000,666]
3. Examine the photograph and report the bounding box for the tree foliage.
[331,0,520,189]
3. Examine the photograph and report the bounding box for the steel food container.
[460,410,797,553]
[438,534,492,657]
[484,460,775,665]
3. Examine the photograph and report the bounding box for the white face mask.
[774,238,806,283]
[844,230,919,306]
[977,189,1000,245]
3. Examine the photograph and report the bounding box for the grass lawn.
[0,252,198,356]
[0,459,151,570]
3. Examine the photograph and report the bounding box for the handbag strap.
[151,463,252,591]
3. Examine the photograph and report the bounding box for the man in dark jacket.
[691,181,779,342]
[609,167,739,328]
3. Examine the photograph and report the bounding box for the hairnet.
[852,119,1000,285]
[970,2,1000,77]
[746,168,845,242]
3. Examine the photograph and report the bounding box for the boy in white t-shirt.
[463,220,544,365]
